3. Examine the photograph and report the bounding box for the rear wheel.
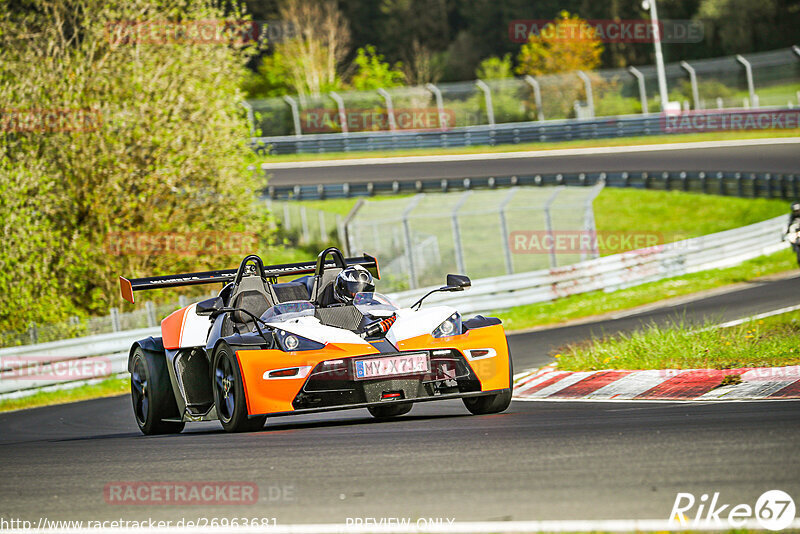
[130,347,184,435]
[368,403,412,419]
[212,343,266,433]
[463,351,513,415]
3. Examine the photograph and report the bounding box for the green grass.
[494,248,797,332]
[291,187,790,256]
[592,189,787,251]
[0,377,128,413]
[554,310,800,372]
[258,129,799,163]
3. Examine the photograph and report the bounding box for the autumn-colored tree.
[515,11,604,76]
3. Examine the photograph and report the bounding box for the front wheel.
[463,351,513,415]
[368,403,412,419]
[130,347,184,435]
[212,343,266,433]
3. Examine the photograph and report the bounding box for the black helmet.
[792,203,800,216]
[334,265,375,303]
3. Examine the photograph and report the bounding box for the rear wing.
[119,254,379,303]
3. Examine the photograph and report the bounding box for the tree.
[275,0,351,98]
[515,11,604,76]
[475,54,514,80]
[350,45,405,91]
[0,0,260,333]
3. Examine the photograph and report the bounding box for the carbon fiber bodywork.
[292,349,481,410]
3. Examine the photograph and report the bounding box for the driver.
[333,265,375,304]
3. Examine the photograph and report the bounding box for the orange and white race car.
[119,248,512,434]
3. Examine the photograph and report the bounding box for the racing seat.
[228,275,274,334]
[311,267,342,307]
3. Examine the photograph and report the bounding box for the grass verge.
[0,377,128,413]
[494,248,797,331]
[258,129,800,163]
[554,310,800,372]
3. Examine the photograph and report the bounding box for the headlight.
[433,313,462,338]
[276,330,325,352]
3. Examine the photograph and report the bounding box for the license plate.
[354,353,429,380]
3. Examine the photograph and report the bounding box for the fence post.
[340,198,365,257]
[178,295,189,308]
[499,188,519,275]
[145,301,157,328]
[240,101,256,136]
[451,191,472,274]
[329,91,348,135]
[28,323,38,344]
[425,83,447,130]
[401,195,424,289]
[336,215,346,250]
[475,80,495,126]
[300,207,310,243]
[544,187,563,268]
[627,66,649,114]
[524,75,544,121]
[283,95,302,137]
[319,211,328,242]
[583,181,605,260]
[377,88,397,131]
[679,61,700,110]
[736,55,758,108]
[576,71,594,118]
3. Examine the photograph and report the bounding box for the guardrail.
[387,215,788,313]
[253,107,799,155]
[0,216,787,400]
[265,169,800,201]
[0,328,158,398]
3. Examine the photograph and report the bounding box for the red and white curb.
[513,363,800,401]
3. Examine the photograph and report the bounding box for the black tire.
[212,343,266,433]
[795,245,800,268]
[463,350,513,415]
[130,347,185,435]
[368,403,412,419]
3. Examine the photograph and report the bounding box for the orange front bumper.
[235,324,511,416]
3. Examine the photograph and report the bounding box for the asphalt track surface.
[1,274,799,525]
[264,141,800,186]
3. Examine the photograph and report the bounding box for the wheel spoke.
[225,394,234,417]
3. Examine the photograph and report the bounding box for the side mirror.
[196,296,224,316]
[445,274,471,291]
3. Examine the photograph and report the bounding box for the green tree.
[349,45,405,91]
[0,0,261,333]
[475,54,514,80]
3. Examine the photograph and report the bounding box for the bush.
[0,0,263,332]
